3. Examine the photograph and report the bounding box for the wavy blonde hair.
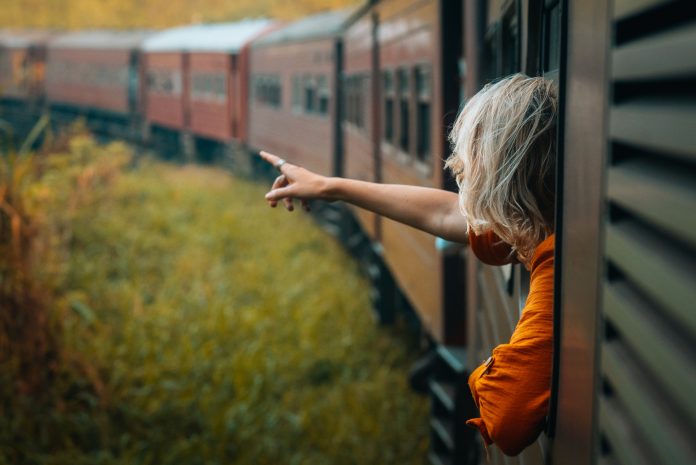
[446,74,557,263]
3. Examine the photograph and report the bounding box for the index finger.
[258,150,283,167]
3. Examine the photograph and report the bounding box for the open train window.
[414,65,431,164]
[502,6,520,75]
[343,75,353,125]
[303,75,316,113]
[356,75,365,129]
[542,0,562,80]
[292,75,302,113]
[317,75,329,116]
[253,74,281,109]
[382,70,394,145]
[397,68,410,155]
[483,1,521,81]
[344,73,366,130]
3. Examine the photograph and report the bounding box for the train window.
[292,75,302,113]
[344,74,366,130]
[382,70,394,145]
[397,68,410,155]
[253,74,281,108]
[216,75,226,99]
[317,75,329,116]
[542,0,562,77]
[502,5,520,75]
[272,76,282,108]
[415,65,431,163]
[483,1,521,82]
[304,75,316,113]
[355,76,363,128]
[343,75,352,124]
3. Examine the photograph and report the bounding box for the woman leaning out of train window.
[258,73,557,457]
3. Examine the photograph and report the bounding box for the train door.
[554,1,696,464]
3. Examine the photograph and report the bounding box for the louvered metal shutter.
[599,1,696,463]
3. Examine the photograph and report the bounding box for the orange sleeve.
[466,239,554,456]
[468,230,517,266]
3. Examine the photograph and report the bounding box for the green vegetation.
[0,129,428,464]
[2,0,360,30]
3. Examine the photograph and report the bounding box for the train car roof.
[252,9,353,47]
[48,30,152,50]
[142,19,273,53]
[0,29,56,48]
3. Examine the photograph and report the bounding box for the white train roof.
[252,9,352,47]
[142,19,273,53]
[0,30,56,48]
[47,30,152,50]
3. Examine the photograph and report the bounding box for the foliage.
[0,114,61,400]
[1,0,361,30]
[0,130,428,464]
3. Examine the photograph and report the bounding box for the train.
[1,0,694,464]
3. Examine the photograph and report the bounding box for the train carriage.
[142,20,272,154]
[46,31,150,117]
[0,30,52,103]
[371,0,465,345]
[341,6,379,239]
[248,10,352,176]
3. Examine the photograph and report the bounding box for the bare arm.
[259,151,469,244]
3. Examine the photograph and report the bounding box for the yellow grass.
[0,131,428,464]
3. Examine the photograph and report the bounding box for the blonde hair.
[446,74,557,263]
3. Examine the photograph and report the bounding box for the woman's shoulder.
[468,230,517,266]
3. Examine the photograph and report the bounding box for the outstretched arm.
[258,151,469,244]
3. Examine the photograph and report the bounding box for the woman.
[258,74,557,456]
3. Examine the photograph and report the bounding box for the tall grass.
[0,127,428,464]
[0,115,60,398]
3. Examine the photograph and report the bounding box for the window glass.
[304,75,316,113]
[415,66,431,162]
[544,1,561,74]
[253,74,282,108]
[398,68,410,154]
[383,70,394,143]
[317,75,329,116]
[292,75,302,112]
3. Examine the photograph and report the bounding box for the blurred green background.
[0,128,428,464]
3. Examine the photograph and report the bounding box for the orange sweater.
[466,231,554,456]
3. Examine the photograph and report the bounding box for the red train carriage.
[142,20,273,143]
[342,6,379,239]
[362,0,464,345]
[248,10,352,176]
[0,30,53,102]
[340,1,467,342]
[46,31,150,115]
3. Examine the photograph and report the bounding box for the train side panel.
[46,48,132,114]
[144,51,185,130]
[375,0,447,341]
[248,38,337,176]
[343,12,379,239]
[188,52,233,141]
